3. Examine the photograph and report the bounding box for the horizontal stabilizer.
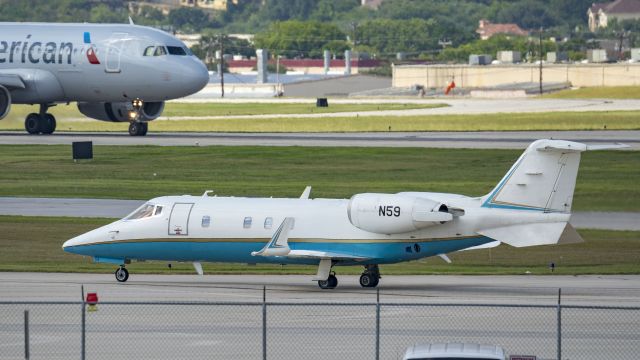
[478,222,567,248]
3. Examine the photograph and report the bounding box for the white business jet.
[63,139,625,289]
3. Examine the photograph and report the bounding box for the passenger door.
[168,203,194,236]
[105,32,128,73]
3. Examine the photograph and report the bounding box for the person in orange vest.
[445,78,456,95]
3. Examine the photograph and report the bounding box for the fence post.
[557,288,562,360]
[262,285,267,360]
[376,288,380,360]
[81,285,86,360]
[24,310,29,360]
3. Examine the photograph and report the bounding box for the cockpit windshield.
[125,203,163,220]
[167,46,187,55]
[143,46,167,57]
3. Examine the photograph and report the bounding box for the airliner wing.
[286,250,370,261]
[0,73,26,89]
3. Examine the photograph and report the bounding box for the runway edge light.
[86,292,99,312]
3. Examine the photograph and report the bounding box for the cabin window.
[264,217,273,229]
[167,46,187,56]
[201,215,211,228]
[243,217,252,229]
[154,206,163,216]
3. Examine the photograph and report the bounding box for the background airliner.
[0,22,209,136]
[63,139,625,289]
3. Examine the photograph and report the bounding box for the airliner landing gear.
[359,265,380,288]
[128,121,148,136]
[318,273,338,289]
[25,104,56,135]
[115,266,129,282]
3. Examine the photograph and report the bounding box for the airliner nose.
[62,235,85,253]
[182,59,210,95]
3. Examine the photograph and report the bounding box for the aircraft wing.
[0,73,26,89]
[286,249,370,261]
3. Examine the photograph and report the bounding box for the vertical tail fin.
[482,139,588,213]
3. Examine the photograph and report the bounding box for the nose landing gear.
[317,273,338,289]
[115,266,129,282]
[128,98,148,136]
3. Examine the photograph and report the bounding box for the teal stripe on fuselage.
[64,237,493,266]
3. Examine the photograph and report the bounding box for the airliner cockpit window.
[125,204,155,220]
[154,206,163,216]
[167,46,187,56]
[143,46,155,56]
[154,46,167,56]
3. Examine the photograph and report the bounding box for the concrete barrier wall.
[393,63,640,88]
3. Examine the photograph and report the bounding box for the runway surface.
[2,272,638,305]
[1,197,637,230]
[1,274,638,360]
[0,130,638,149]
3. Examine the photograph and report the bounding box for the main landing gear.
[115,266,129,282]
[359,265,381,288]
[25,104,56,135]
[316,265,381,289]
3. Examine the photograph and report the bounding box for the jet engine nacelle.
[347,193,453,234]
[77,101,165,122]
[0,86,11,120]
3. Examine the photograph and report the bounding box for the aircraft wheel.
[318,274,338,289]
[115,267,129,282]
[42,114,56,134]
[25,113,41,134]
[129,122,148,136]
[359,273,375,288]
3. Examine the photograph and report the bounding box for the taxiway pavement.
[1,197,637,231]
[0,130,638,149]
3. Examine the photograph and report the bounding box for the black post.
[375,288,380,360]
[557,288,562,360]
[81,285,86,360]
[539,27,543,95]
[219,33,225,98]
[24,310,29,360]
[262,285,267,360]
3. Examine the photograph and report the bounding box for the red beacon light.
[86,292,99,305]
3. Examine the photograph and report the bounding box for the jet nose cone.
[63,235,84,253]
[182,59,210,95]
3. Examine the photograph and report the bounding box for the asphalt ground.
[1,274,638,359]
[0,197,637,231]
[0,130,638,149]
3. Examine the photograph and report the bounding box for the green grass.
[0,216,637,275]
[1,105,639,132]
[0,145,638,211]
[543,86,640,99]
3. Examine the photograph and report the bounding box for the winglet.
[128,16,135,25]
[251,217,294,257]
[300,186,312,199]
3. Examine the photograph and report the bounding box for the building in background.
[588,0,640,32]
[476,19,528,40]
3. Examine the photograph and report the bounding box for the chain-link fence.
[1,298,638,360]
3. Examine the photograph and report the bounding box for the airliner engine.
[0,86,10,120]
[77,101,164,122]
[347,193,454,234]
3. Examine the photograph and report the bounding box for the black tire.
[115,267,129,282]
[139,122,148,136]
[318,279,330,289]
[359,273,374,287]
[25,113,41,134]
[128,122,139,136]
[327,274,338,288]
[42,114,56,134]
